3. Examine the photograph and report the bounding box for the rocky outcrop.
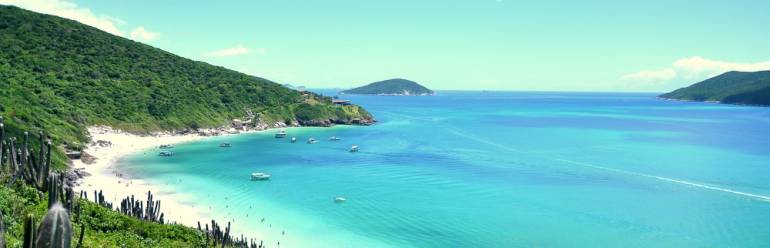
[296,116,376,127]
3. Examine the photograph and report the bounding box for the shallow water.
[120,91,770,247]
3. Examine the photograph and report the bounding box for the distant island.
[660,70,770,106]
[342,78,434,95]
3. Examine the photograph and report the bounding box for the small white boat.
[329,136,341,141]
[159,150,174,157]
[159,144,174,149]
[275,130,287,138]
[334,196,347,203]
[220,142,232,148]
[349,145,359,152]
[291,137,297,143]
[307,138,318,144]
[251,172,271,181]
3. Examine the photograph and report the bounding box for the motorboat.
[334,196,347,203]
[307,138,318,144]
[250,172,271,181]
[275,130,287,138]
[159,151,174,157]
[159,144,174,149]
[220,142,232,148]
[349,145,359,152]
[329,136,341,141]
[291,137,297,143]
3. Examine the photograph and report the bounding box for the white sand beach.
[71,126,263,238]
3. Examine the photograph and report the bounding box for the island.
[341,78,434,95]
[660,70,770,106]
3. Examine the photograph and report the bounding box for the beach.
[71,126,264,238]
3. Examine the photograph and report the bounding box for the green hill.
[660,70,770,106]
[0,5,373,165]
[342,78,434,95]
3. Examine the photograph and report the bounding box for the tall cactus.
[221,222,231,248]
[48,173,62,208]
[7,138,19,185]
[35,203,73,248]
[43,140,52,187]
[0,210,5,248]
[75,225,85,248]
[21,132,28,175]
[0,116,5,169]
[22,214,34,248]
[35,132,47,189]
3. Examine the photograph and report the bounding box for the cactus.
[21,132,28,175]
[7,138,19,186]
[23,214,34,248]
[35,132,49,189]
[48,173,62,208]
[44,140,52,186]
[0,210,5,248]
[75,225,85,248]
[0,118,5,169]
[221,222,230,248]
[64,188,74,213]
[74,203,82,224]
[35,203,73,248]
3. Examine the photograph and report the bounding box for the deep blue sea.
[120,91,770,247]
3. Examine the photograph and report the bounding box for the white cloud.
[622,57,770,88]
[203,44,260,57]
[130,26,159,42]
[621,68,677,82]
[1,0,125,36]
[2,0,161,43]
[672,56,770,79]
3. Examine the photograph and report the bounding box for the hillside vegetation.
[660,70,770,106]
[342,78,434,95]
[0,5,373,167]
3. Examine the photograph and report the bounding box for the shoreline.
[71,125,274,239]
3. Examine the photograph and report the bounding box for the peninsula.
[660,70,770,106]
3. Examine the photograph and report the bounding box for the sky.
[3,0,770,92]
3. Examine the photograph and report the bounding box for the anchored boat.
[349,145,359,152]
[220,142,232,148]
[329,136,341,141]
[251,172,271,181]
[275,130,287,138]
[159,150,174,157]
[334,196,347,203]
[307,138,318,144]
[291,137,297,143]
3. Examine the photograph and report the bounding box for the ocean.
[119,91,770,247]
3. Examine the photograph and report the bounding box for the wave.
[553,158,770,202]
[443,124,770,202]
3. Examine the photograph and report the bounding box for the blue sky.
[4,0,770,92]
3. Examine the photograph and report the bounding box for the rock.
[80,151,97,164]
[94,140,112,147]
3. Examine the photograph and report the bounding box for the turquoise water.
[120,91,770,247]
